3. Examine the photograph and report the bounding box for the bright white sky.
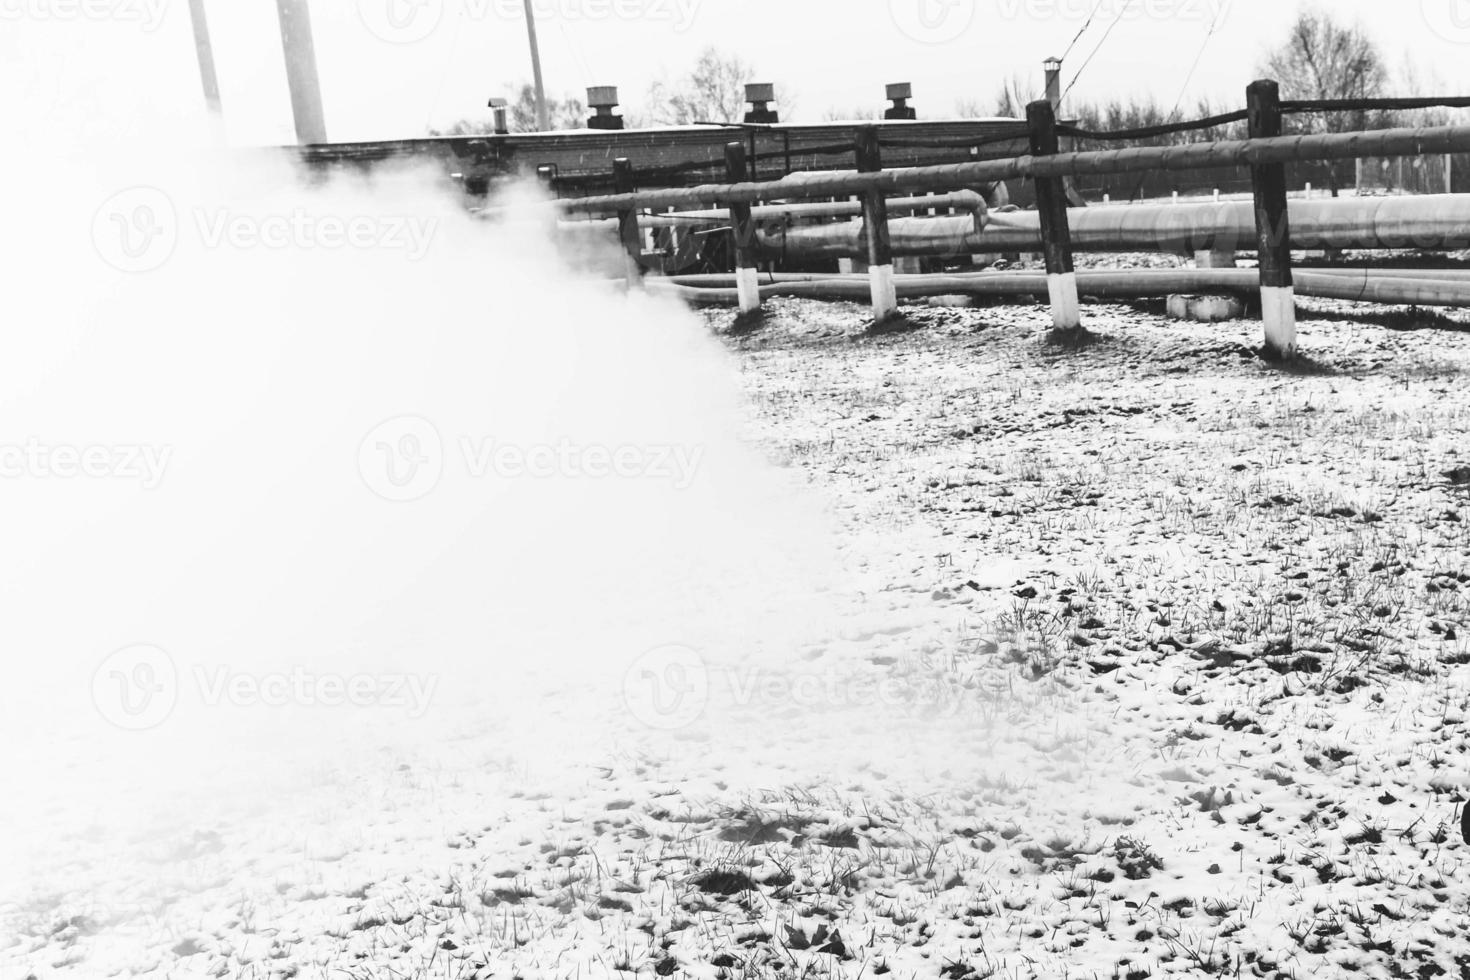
[11,0,1470,145]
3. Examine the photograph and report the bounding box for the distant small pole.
[1027,100,1080,332]
[725,143,762,313]
[855,126,897,319]
[1247,79,1296,357]
[613,158,642,288]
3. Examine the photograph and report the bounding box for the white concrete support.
[869,264,898,318]
[1261,285,1298,356]
[1046,271,1081,330]
[735,266,762,313]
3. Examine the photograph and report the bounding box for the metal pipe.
[547,191,988,234]
[659,191,988,224]
[665,268,1470,287]
[757,194,1470,258]
[552,124,1470,215]
[648,269,1470,307]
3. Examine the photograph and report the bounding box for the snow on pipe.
[756,194,1470,258]
[647,269,1470,308]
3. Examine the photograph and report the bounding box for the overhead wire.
[1060,0,1135,103]
[422,2,470,135]
[1059,0,1107,64]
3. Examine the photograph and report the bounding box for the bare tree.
[991,74,1041,119]
[1260,6,1388,193]
[821,106,881,122]
[431,83,585,136]
[1262,7,1388,131]
[506,83,585,132]
[641,48,757,126]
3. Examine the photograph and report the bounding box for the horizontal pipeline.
[648,269,1470,308]
[668,267,1470,286]
[550,124,1470,215]
[552,191,988,232]
[756,194,1470,257]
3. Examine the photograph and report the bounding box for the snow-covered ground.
[7,289,1469,980]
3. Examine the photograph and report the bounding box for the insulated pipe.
[646,269,1470,307]
[551,191,988,233]
[667,268,1470,286]
[756,194,1470,259]
[552,123,1470,215]
[658,191,989,224]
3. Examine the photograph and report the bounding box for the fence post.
[612,158,642,288]
[1247,80,1296,357]
[855,126,897,319]
[1026,100,1080,332]
[724,142,762,314]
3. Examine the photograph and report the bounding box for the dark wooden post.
[613,158,642,287]
[855,126,897,318]
[1247,80,1296,356]
[1027,99,1080,331]
[725,142,762,313]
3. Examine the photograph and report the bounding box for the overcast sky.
[12,0,1470,145]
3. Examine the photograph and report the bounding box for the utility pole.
[275,0,327,145]
[523,0,550,131]
[186,0,222,120]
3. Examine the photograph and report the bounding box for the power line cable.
[1061,0,1135,103]
[423,3,470,134]
[1164,4,1225,122]
[1059,0,1107,63]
